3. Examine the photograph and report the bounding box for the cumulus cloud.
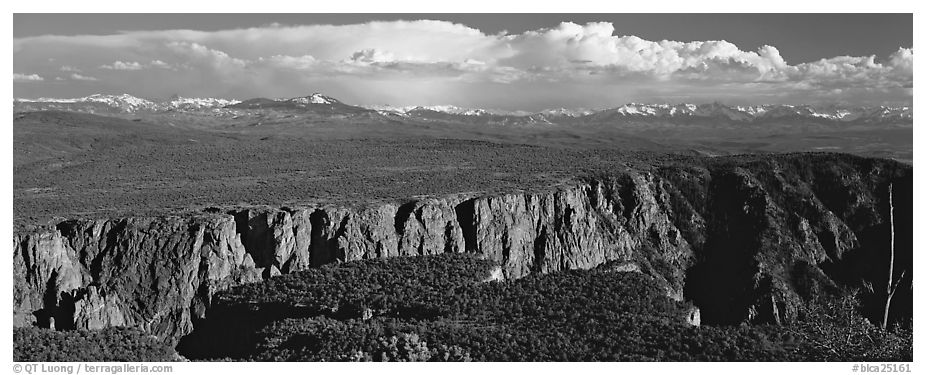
[347,49,397,64]
[166,41,247,71]
[99,60,174,70]
[69,73,98,81]
[259,54,318,70]
[14,73,44,82]
[488,23,793,83]
[100,61,144,70]
[887,47,913,86]
[12,20,912,108]
[149,60,172,69]
[60,65,81,72]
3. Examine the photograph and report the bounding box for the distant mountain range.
[15,94,239,113]
[13,93,912,125]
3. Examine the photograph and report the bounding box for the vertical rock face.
[12,155,913,343]
[14,217,263,340]
[465,173,693,284]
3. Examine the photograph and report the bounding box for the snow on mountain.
[735,106,768,117]
[609,103,758,121]
[539,108,596,117]
[615,103,655,116]
[597,103,912,123]
[853,106,912,122]
[15,97,79,104]
[287,93,341,105]
[361,104,415,114]
[83,94,159,111]
[417,105,490,116]
[13,93,912,124]
[367,105,486,116]
[363,104,538,117]
[15,94,159,112]
[14,94,242,113]
[165,96,241,110]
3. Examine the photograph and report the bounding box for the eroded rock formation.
[13,154,913,343]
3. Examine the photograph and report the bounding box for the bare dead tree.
[882,183,906,330]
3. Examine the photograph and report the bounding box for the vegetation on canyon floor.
[13,254,912,362]
[13,326,178,362]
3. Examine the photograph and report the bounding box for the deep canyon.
[13,153,913,347]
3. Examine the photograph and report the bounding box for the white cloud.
[60,65,81,72]
[14,73,44,82]
[12,20,912,108]
[260,54,318,70]
[166,41,247,71]
[887,47,913,85]
[347,49,397,64]
[99,60,174,70]
[69,73,98,81]
[99,61,144,70]
[149,60,172,69]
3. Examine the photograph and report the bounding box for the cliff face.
[12,154,912,343]
[13,217,264,340]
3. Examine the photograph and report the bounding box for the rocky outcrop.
[14,216,264,340]
[12,154,912,343]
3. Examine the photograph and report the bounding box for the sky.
[12,14,913,110]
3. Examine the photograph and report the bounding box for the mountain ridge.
[14,93,912,124]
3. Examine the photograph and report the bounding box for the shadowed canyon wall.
[13,154,912,344]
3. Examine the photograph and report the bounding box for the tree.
[882,183,906,330]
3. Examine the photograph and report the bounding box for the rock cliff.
[12,154,912,343]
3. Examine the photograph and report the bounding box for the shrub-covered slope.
[180,254,911,361]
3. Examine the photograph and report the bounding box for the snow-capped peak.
[82,94,159,111]
[14,94,243,113]
[165,96,241,110]
[362,105,416,116]
[363,104,492,116]
[540,108,596,117]
[15,93,158,112]
[418,105,489,116]
[598,102,913,123]
[359,102,912,123]
[288,93,340,105]
[13,94,912,124]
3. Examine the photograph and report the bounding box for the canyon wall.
[13,154,913,343]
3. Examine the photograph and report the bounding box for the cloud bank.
[13,21,912,109]
[13,73,44,82]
